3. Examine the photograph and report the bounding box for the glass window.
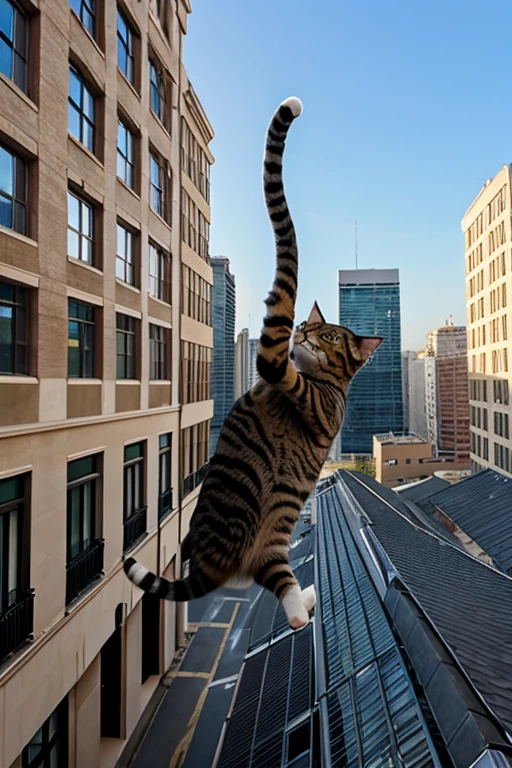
[123,442,144,519]
[66,456,99,561]
[117,7,134,84]
[68,64,95,153]
[149,152,163,217]
[0,0,27,92]
[149,58,164,120]
[149,324,166,380]
[149,243,169,302]
[0,473,26,615]
[116,223,134,285]
[69,0,95,37]
[116,313,136,379]
[0,143,26,233]
[67,192,94,264]
[22,697,68,768]
[158,433,172,519]
[68,300,95,378]
[0,280,28,374]
[116,119,134,189]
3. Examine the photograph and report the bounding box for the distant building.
[248,337,259,389]
[210,258,236,454]
[373,432,470,488]
[401,351,416,431]
[235,328,249,399]
[424,320,470,461]
[410,354,428,438]
[463,166,512,476]
[339,269,403,455]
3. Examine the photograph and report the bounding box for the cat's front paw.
[301,585,316,614]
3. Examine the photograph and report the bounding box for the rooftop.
[374,432,427,445]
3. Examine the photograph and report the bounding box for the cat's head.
[291,302,383,386]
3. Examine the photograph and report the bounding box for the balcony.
[182,462,208,498]
[66,539,104,605]
[158,488,173,521]
[0,589,35,664]
[123,506,147,551]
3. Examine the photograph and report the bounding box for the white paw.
[301,585,316,613]
[282,584,309,630]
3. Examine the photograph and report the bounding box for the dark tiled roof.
[290,527,316,563]
[418,469,512,576]
[316,488,438,767]
[339,470,512,736]
[396,476,450,503]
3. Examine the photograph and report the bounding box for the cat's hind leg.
[255,559,310,629]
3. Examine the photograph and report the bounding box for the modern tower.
[210,257,236,453]
[339,269,403,454]
[248,337,259,388]
[235,328,249,399]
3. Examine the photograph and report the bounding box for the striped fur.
[124,97,383,628]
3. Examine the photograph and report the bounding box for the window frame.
[116,222,135,286]
[149,151,164,218]
[149,57,165,121]
[69,0,95,38]
[116,118,135,189]
[0,0,28,93]
[116,313,136,380]
[68,63,95,153]
[0,473,29,615]
[149,242,169,302]
[0,280,29,375]
[149,323,167,380]
[123,442,145,521]
[67,190,94,265]
[0,142,27,234]
[158,433,172,519]
[22,697,69,768]
[117,6,135,84]
[68,299,95,379]
[66,455,100,564]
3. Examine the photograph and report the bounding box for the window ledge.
[70,10,105,58]
[115,278,140,293]
[116,176,140,200]
[64,573,104,616]
[116,379,141,385]
[148,10,172,52]
[150,379,171,385]
[148,294,172,309]
[0,375,38,384]
[67,378,102,385]
[0,226,37,248]
[67,256,103,276]
[149,207,172,231]
[117,68,141,101]
[150,109,172,141]
[68,134,104,170]
[0,72,38,111]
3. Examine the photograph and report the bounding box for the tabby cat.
[124,97,382,629]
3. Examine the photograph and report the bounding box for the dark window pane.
[124,442,142,462]
[0,145,13,196]
[67,456,94,482]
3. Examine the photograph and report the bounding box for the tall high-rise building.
[210,257,235,453]
[402,350,427,438]
[463,166,511,475]
[248,337,259,389]
[0,2,214,766]
[424,321,470,460]
[402,350,416,431]
[235,328,249,398]
[339,269,403,454]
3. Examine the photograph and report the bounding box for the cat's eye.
[322,332,339,343]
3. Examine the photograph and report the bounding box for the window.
[141,592,160,682]
[0,0,27,92]
[22,697,68,768]
[149,58,164,121]
[117,7,134,83]
[180,421,209,492]
[116,313,136,379]
[67,191,94,264]
[100,627,122,738]
[66,455,103,603]
[123,442,146,550]
[149,242,170,301]
[0,280,29,374]
[0,143,26,233]
[0,473,29,616]
[149,152,164,217]
[116,223,134,285]
[158,433,172,519]
[68,64,95,152]
[150,324,167,380]
[68,300,95,378]
[116,119,135,189]
[182,265,212,325]
[69,0,95,37]
[181,341,211,403]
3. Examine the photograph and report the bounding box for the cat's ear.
[307,302,326,325]
[357,336,383,362]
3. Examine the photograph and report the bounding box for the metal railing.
[66,539,104,605]
[182,462,208,498]
[158,488,173,521]
[123,506,148,551]
[0,589,34,663]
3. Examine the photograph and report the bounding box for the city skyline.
[182,0,512,349]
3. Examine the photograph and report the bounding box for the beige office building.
[462,165,512,477]
[0,0,213,766]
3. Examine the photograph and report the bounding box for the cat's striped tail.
[258,96,303,385]
[123,557,216,602]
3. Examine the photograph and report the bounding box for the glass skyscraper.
[339,268,403,454]
[210,257,236,454]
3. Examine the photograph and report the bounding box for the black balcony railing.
[158,488,173,521]
[182,462,209,498]
[123,506,147,552]
[66,539,104,605]
[0,589,35,664]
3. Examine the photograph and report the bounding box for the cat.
[124,96,382,629]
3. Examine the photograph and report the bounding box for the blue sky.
[184,0,512,350]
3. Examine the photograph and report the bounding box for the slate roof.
[339,470,512,737]
[396,475,450,503]
[416,469,512,576]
